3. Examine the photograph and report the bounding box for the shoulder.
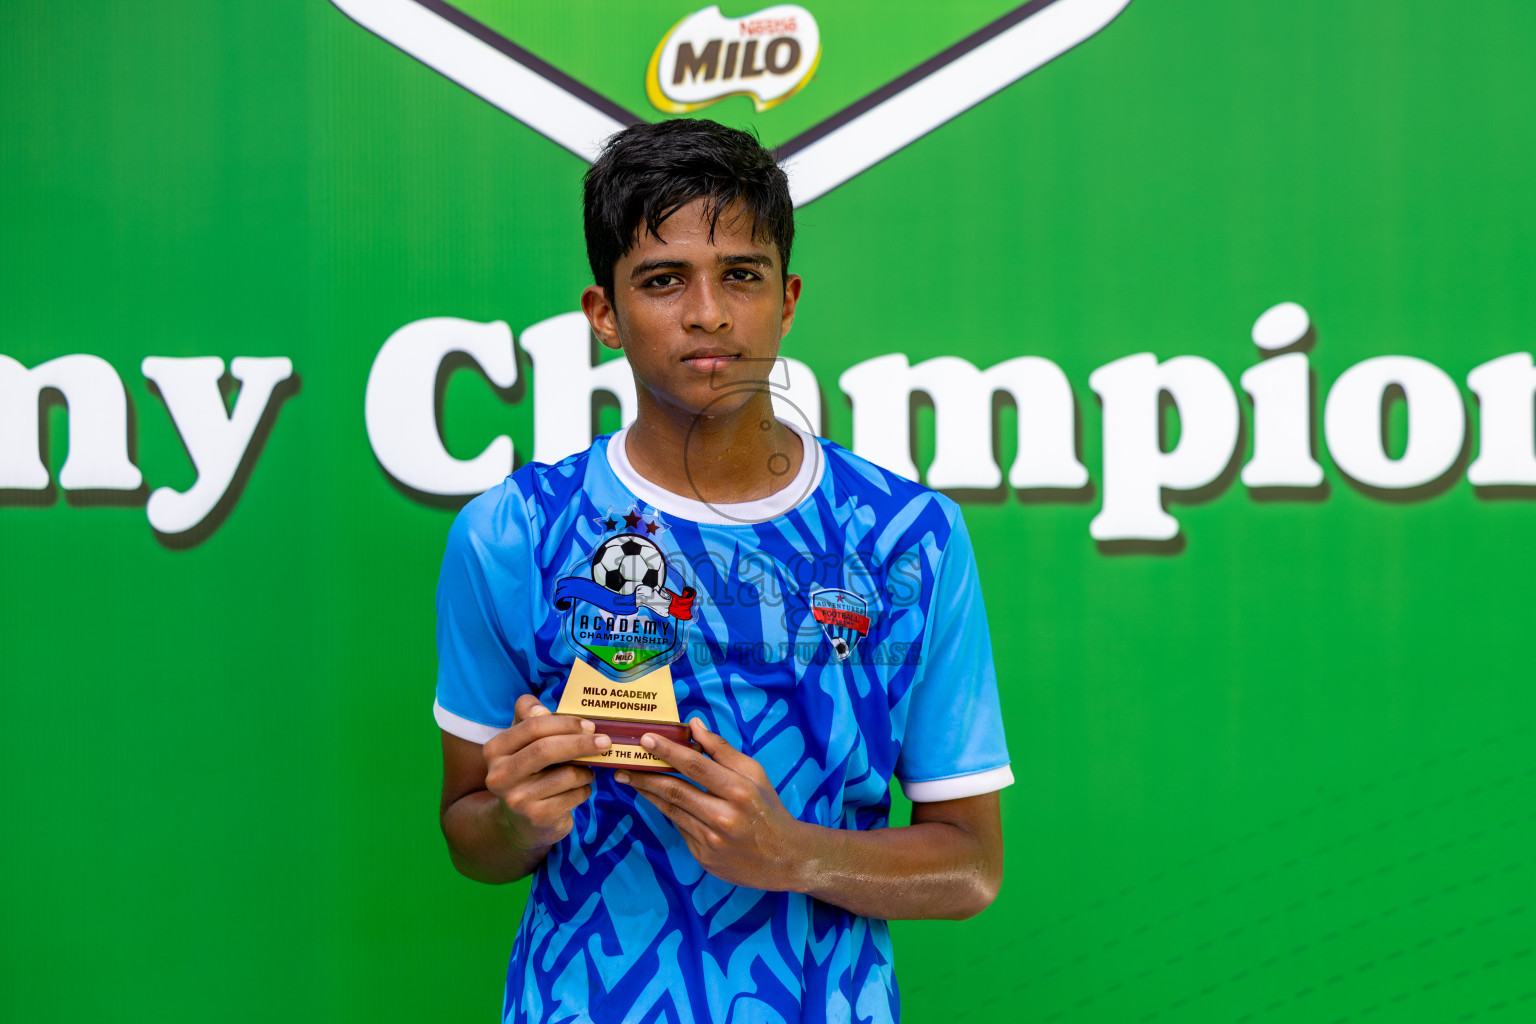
[815,438,964,541]
[448,443,605,552]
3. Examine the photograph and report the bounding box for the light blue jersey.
[435,424,1012,1023]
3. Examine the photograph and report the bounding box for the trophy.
[550,511,701,771]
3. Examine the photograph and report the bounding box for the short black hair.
[583,119,794,295]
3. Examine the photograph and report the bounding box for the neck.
[624,387,804,505]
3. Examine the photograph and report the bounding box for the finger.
[639,732,740,794]
[504,731,612,776]
[485,713,592,758]
[537,782,595,818]
[621,766,726,824]
[514,693,551,724]
[632,789,719,847]
[687,718,763,778]
[521,763,595,801]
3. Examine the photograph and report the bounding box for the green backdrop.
[3,1,1533,1021]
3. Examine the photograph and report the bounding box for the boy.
[434,118,1011,1022]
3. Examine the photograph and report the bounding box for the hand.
[617,718,816,892]
[482,694,610,851]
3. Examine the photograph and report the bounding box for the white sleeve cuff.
[433,699,505,744]
[898,764,1014,802]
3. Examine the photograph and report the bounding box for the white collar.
[606,419,825,526]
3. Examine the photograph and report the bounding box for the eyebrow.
[628,252,774,279]
[717,252,773,270]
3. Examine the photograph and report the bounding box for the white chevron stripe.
[331,0,1134,206]
[781,0,1134,205]
[330,0,627,163]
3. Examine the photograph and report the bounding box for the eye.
[724,268,761,282]
[644,273,681,288]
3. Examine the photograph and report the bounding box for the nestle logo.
[739,17,797,37]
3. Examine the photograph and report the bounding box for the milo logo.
[647,4,821,113]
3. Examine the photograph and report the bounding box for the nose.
[685,277,731,333]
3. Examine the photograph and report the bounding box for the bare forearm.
[441,788,553,885]
[621,724,1005,919]
[792,818,1002,921]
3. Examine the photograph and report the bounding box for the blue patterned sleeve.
[893,510,1014,802]
[433,483,536,745]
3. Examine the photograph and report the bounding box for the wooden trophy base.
[553,659,700,772]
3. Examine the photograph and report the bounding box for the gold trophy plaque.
[549,510,701,771]
[554,659,700,771]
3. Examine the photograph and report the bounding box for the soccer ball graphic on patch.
[590,533,665,596]
[552,520,697,679]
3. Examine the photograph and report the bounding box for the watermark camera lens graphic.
[681,357,818,524]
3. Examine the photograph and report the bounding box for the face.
[581,198,801,421]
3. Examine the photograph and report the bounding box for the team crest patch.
[810,588,871,661]
[554,506,697,682]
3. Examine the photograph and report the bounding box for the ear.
[779,273,803,339]
[581,285,623,351]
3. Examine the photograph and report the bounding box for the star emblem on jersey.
[556,510,695,681]
[594,505,668,538]
[809,588,872,661]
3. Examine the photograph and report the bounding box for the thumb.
[689,717,756,773]
[515,693,550,723]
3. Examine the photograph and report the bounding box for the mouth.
[680,348,738,373]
